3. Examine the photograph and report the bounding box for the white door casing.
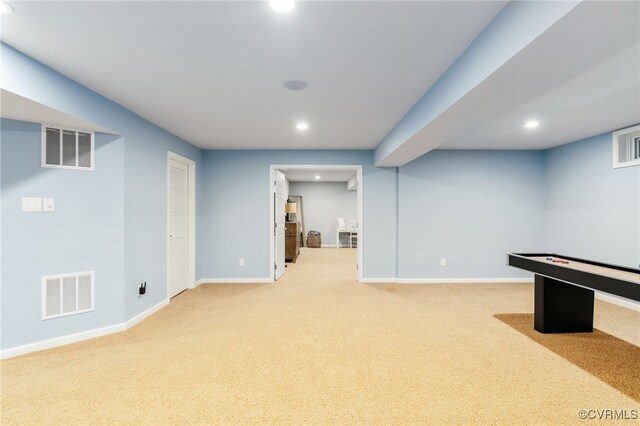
[274,170,286,280]
[168,160,188,298]
[269,165,363,282]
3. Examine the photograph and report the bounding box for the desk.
[336,227,357,249]
[507,253,640,333]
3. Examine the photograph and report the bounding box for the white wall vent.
[612,124,640,169]
[42,271,95,320]
[41,124,95,171]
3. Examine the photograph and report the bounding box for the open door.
[168,159,188,298]
[274,170,286,280]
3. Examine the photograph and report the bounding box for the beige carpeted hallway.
[1,248,638,425]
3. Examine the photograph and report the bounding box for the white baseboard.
[595,292,640,312]
[320,244,337,248]
[361,277,533,284]
[196,278,272,286]
[0,323,126,360]
[124,298,169,328]
[0,299,169,360]
[360,277,398,283]
[397,278,533,284]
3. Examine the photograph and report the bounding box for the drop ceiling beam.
[373,0,581,167]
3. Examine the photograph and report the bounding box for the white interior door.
[274,170,286,280]
[168,160,188,298]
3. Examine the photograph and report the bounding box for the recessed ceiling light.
[270,0,295,13]
[315,175,321,180]
[284,80,307,91]
[1,1,14,15]
[524,120,539,129]
[296,122,308,131]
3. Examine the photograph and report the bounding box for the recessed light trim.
[524,120,539,129]
[284,80,307,91]
[1,1,14,15]
[270,0,295,13]
[314,175,321,180]
[296,122,308,131]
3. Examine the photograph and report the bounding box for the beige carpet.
[494,313,640,402]
[1,248,639,425]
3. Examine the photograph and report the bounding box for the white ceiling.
[1,1,637,156]
[0,0,507,150]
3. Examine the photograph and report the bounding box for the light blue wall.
[1,119,125,348]
[200,150,397,280]
[200,143,639,279]
[398,150,546,279]
[121,122,203,319]
[288,181,357,247]
[1,44,203,350]
[545,132,640,268]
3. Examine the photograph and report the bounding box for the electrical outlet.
[239,258,245,266]
[440,258,447,267]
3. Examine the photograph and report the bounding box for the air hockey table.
[507,253,640,333]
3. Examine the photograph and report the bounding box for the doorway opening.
[269,165,363,282]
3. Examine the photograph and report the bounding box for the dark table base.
[534,275,594,333]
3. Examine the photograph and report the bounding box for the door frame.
[167,151,196,298]
[273,170,286,280]
[269,164,363,282]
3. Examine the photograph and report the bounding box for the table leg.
[534,274,594,333]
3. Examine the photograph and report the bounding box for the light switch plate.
[43,198,55,212]
[22,197,42,212]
